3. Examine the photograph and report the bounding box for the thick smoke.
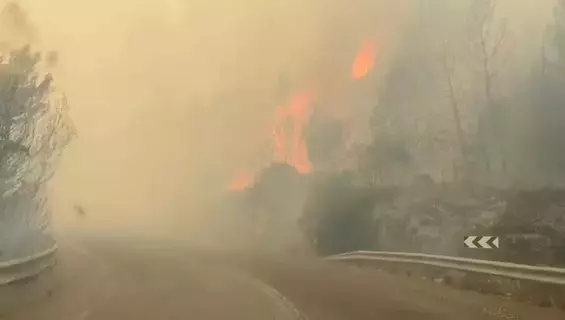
[8,0,403,240]
[7,0,557,251]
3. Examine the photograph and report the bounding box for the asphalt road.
[3,233,565,320]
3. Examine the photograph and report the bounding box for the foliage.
[0,45,74,203]
[248,163,305,215]
[299,172,378,255]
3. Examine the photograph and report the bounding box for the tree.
[364,1,475,185]
[467,0,508,179]
[299,171,377,255]
[357,138,411,186]
[240,163,309,250]
[439,0,509,183]
[467,0,506,109]
[498,0,565,184]
[441,43,481,182]
[527,0,565,181]
[0,45,74,249]
[0,46,74,197]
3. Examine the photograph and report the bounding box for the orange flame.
[352,39,378,79]
[228,38,382,190]
[227,91,314,191]
[227,170,255,191]
[273,91,314,174]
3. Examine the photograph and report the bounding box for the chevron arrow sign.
[463,236,500,249]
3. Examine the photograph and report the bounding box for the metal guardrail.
[0,244,57,285]
[327,250,565,286]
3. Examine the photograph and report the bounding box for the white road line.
[493,237,500,249]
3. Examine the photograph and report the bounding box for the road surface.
[2,232,564,320]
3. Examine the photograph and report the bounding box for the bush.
[300,172,378,255]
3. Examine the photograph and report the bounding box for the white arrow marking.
[478,236,492,249]
[492,237,500,248]
[464,236,478,248]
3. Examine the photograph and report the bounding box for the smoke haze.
[3,0,556,245]
[6,0,397,236]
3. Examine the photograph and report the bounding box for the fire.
[227,91,314,191]
[227,38,381,190]
[227,170,255,191]
[273,91,314,174]
[352,39,378,79]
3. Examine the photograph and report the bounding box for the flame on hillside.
[273,91,314,174]
[227,38,379,190]
[227,91,314,191]
[352,39,378,79]
[227,169,254,191]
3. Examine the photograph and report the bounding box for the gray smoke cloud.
[3,0,555,247]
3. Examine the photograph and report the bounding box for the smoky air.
[1,1,564,318]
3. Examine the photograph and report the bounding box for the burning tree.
[0,45,74,256]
